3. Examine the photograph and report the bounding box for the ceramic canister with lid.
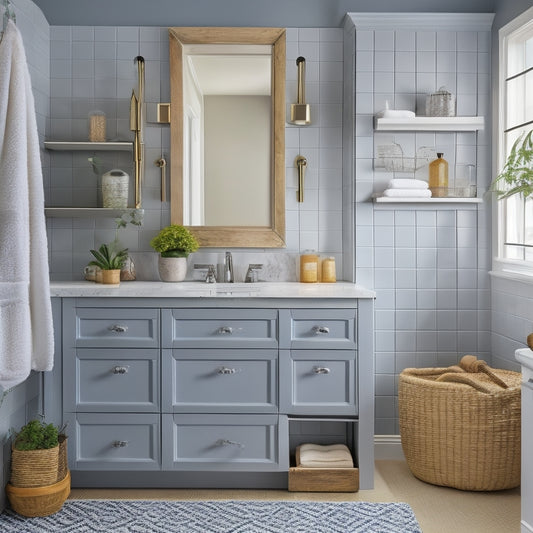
[102,169,129,208]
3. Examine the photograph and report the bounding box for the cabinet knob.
[313,366,331,374]
[109,324,128,333]
[217,326,233,335]
[312,325,330,335]
[218,367,237,375]
[216,439,244,449]
[112,440,128,448]
[112,366,129,375]
[528,378,533,384]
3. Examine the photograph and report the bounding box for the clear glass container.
[299,252,318,283]
[88,110,106,142]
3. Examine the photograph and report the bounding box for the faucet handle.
[245,263,263,283]
[206,265,217,283]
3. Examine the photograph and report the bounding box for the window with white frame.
[497,8,533,272]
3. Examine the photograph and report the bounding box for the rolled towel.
[382,188,432,198]
[388,178,429,189]
[298,443,354,469]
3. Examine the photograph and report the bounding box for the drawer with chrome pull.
[162,349,277,413]
[64,348,159,412]
[74,308,159,348]
[279,349,357,415]
[162,413,288,471]
[279,309,356,349]
[65,412,160,470]
[162,309,277,348]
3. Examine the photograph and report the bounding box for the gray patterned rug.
[0,499,422,532]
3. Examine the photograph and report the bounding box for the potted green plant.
[6,419,70,517]
[89,242,129,284]
[490,129,533,199]
[150,224,199,282]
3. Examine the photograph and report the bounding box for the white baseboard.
[374,435,405,460]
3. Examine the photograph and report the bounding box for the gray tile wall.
[348,14,493,434]
[45,26,345,281]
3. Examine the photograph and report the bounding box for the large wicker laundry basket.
[399,355,521,491]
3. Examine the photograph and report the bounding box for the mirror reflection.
[169,28,286,248]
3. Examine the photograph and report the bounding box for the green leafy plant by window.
[491,129,533,199]
[150,225,199,257]
[13,420,59,451]
[89,243,128,270]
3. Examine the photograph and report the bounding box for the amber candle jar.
[300,252,318,283]
[321,257,336,283]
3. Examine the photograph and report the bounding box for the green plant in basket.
[150,224,199,258]
[490,129,533,199]
[89,243,129,270]
[13,419,59,451]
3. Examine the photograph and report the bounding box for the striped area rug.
[0,499,422,532]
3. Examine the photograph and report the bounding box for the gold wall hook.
[155,157,167,202]
[296,155,307,202]
[290,57,311,125]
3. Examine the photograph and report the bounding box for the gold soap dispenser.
[429,153,449,197]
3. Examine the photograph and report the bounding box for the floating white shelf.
[374,116,484,132]
[44,208,143,218]
[44,141,133,151]
[373,197,483,204]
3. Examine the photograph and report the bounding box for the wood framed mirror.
[168,27,286,248]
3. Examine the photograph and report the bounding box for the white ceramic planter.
[158,256,187,282]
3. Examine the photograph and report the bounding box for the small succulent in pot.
[149,225,199,258]
[89,243,129,270]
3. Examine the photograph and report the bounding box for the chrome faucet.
[224,252,234,283]
[245,264,263,283]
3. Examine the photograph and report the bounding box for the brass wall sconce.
[290,56,311,125]
[296,155,307,202]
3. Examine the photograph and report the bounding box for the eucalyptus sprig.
[490,130,533,200]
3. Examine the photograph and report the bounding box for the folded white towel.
[376,109,416,119]
[382,188,432,198]
[298,443,354,469]
[388,178,429,190]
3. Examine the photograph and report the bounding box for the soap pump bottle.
[429,153,448,198]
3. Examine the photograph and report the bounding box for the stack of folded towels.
[297,443,354,468]
[382,178,431,198]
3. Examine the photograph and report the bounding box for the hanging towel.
[387,178,429,189]
[0,20,54,389]
[382,188,432,198]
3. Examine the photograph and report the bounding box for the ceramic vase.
[158,256,187,282]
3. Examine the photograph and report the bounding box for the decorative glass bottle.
[429,153,449,198]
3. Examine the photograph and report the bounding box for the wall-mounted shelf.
[44,141,133,151]
[373,197,483,204]
[374,116,484,132]
[45,208,144,218]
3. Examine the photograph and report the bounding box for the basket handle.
[458,355,509,389]
[435,373,497,394]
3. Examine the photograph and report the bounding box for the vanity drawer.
[279,350,357,415]
[162,349,277,413]
[162,309,277,348]
[66,413,160,471]
[64,348,159,413]
[279,309,356,350]
[162,414,288,471]
[74,308,159,348]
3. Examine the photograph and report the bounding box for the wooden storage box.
[288,446,359,492]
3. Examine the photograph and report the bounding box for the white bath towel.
[382,188,432,198]
[298,443,354,469]
[0,20,54,389]
[388,178,429,189]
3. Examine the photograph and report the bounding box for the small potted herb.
[150,225,199,282]
[89,243,129,284]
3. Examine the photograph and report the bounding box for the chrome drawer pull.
[528,378,533,384]
[312,325,330,335]
[217,326,233,335]
[216,439,245,449]
[109,324,128,333]
[218,367,237,375]
[112,366,129,375]
[112,440,128,448]
[313,366,331,374]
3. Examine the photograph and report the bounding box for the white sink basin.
[516,347,533,371]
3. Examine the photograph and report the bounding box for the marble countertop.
[49,281,376,299]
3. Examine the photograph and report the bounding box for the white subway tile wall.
[45,26,344,281]
[351,20,492,434]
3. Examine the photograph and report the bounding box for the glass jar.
[88,110,106,142]
[299,252,318,283]
[321,257,336,283]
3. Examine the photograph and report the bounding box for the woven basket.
[6,470,71,517]
[57,435,68,482]
[10,445,59,488]
[399,355,521,491]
